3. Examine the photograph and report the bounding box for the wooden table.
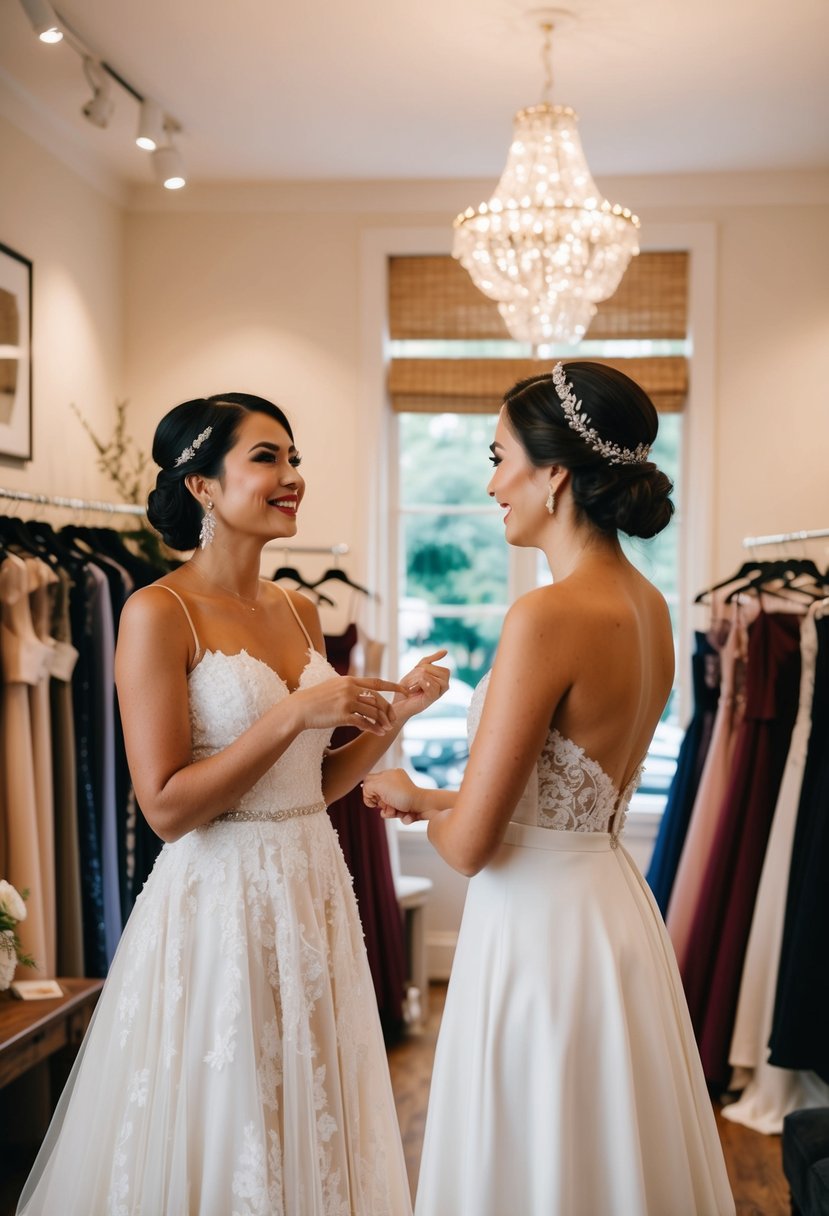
[0,978,103,1090]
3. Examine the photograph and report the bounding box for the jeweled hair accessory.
[173,425,212,468]
[551,363,650,466]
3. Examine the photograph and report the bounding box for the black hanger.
[693,561,768,604]
[725,559,825,604]
[272,566,336,608]
[312,567,373,598]
[0,515,60,567]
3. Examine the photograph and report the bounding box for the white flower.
[0,880,26,923]
[0,931,16,990]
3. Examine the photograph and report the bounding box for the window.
[389,253,689,809]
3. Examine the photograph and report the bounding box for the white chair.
[385,819,433,1029]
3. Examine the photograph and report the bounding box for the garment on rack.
[723,600,829,1132]
[646,631,719,914]
[1,554,55,975]
[682,610,802,1088]
[768,611,829,1081]
[49,567,83,976]
[667,602,751,968]
[324,623,407,1036]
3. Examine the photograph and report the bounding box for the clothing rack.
[0,486,146,517]
[264,542,350,556]
[742,527,829,548]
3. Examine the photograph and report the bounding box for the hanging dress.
[324,623,406,1036]
[666,601,750,968]
[768,607,829,1082]
[723,598,829,1131]
[646,630,719,914]
[681,610,802,1088]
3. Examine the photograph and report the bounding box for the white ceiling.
[1,0,828,188]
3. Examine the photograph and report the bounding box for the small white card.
[9,979,64,1000]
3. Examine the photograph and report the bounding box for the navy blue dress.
[646,631,720,916]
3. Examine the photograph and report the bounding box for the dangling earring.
[199,500,215,549]
[545,484,556,515]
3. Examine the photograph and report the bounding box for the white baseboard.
[426,930,459,980]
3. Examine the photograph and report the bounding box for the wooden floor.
[388,983,792,1215]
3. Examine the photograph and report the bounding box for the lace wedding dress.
[415,671,735,1216]
[17,588,412,1216]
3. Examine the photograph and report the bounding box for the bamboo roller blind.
[388,251,689,414]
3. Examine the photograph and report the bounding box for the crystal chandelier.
[452,18,640,346]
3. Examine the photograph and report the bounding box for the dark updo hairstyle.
[147,392,294,551]
[503,362,674,540]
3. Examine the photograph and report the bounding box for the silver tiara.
[551,363,650,466]
[173,425,212,468]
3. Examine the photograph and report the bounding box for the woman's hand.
[292,676,408,737]
[363,768,429,823]
[394,650,451,721]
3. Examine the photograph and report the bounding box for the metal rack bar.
[742,527,829,548]
[264,542,350,556]
[0,486,146,517]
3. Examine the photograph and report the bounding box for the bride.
[364,362,735,1216]
[17,391,448,1215]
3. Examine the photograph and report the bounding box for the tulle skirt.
[415,823,734,1216]
[17,810,412,1216]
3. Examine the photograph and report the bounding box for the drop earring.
[199,500,215,549]
[545,484,556,515]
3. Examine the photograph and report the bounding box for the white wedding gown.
[17,591,412,1216]
[415,672,735,1216]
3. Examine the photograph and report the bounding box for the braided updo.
[146,392,294,551]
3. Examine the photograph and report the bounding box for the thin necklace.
[188,563,261,613]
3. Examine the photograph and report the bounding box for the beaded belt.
[215,800,327,824]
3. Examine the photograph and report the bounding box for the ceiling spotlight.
[81,58,114,128]
[19,0,63,42]
[152,142,186,190]
[136,99,165,151]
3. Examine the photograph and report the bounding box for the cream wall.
[125,172,829,595]
[0,111,125,502]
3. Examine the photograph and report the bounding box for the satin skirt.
[415,822,735,1216]
[17,811,411,1216]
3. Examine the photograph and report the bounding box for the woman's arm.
[426,590,572,875]
[115,588,404,843]
[292,599,450,804]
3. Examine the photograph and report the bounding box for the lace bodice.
[188,648,336,815]
[468,671,643,837]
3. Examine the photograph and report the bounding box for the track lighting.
[81,58,114,128]
[17,0,186,188]
[20,0,62,42]
[135,99,164,151]
[152,142,186,190]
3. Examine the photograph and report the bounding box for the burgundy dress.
[324,625,406,1036]
[681,610,802,1088]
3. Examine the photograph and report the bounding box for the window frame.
[358,222,717,823]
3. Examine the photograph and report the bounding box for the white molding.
[126,169,829,215]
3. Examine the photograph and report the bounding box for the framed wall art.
[0,242,33,461]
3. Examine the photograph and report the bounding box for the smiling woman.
[13,389,455,1215]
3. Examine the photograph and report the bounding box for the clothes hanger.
[271,565,336,608]
[693,560,769,604]
[311,567,373,598]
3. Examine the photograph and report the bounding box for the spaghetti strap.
[275,583,315,651]
[153,584,202,665]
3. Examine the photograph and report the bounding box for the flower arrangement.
[0,880,36,991]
